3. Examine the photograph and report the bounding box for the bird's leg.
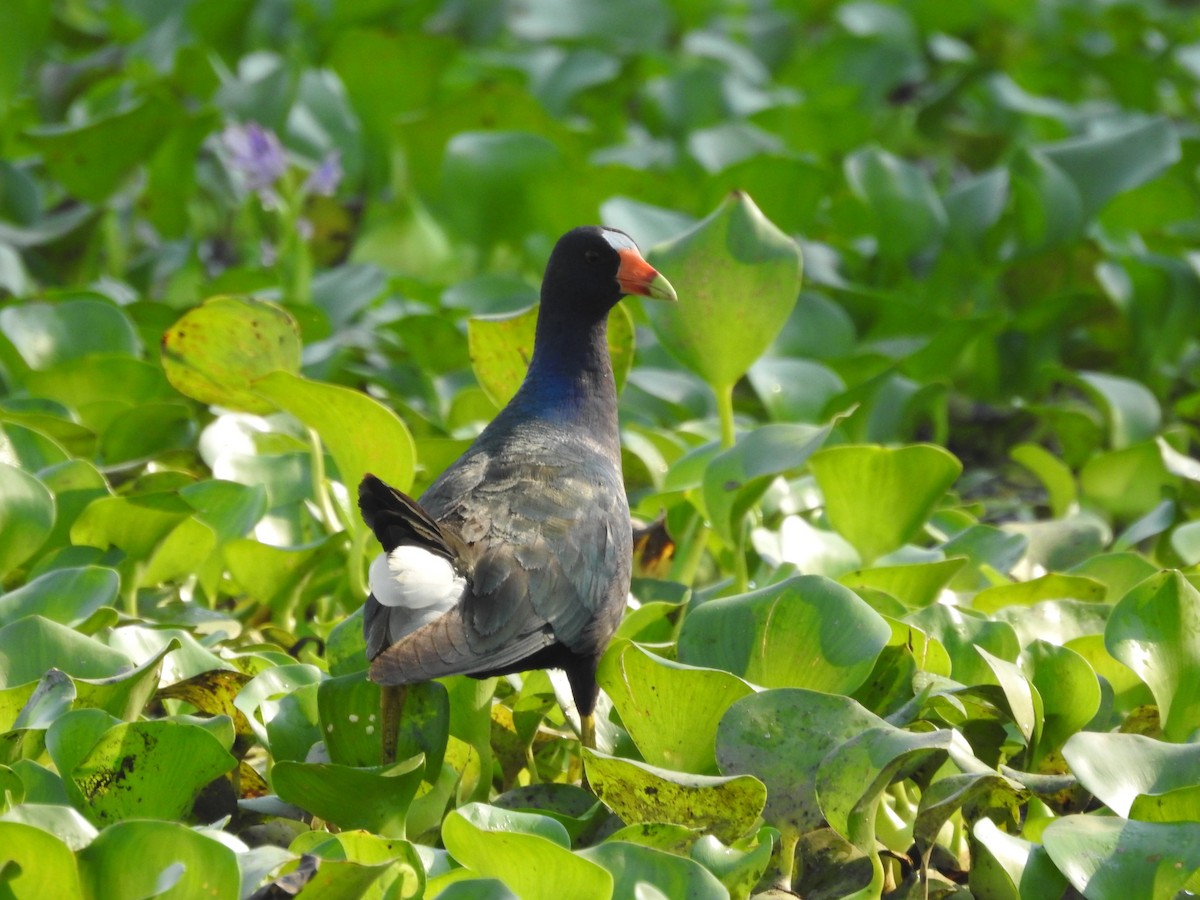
[580,713,596,751]
[380,683,407,765]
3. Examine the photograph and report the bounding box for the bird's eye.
[584,250,601,264]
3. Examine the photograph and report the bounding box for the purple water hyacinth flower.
[304,151,343,197]
[221,121,288,194]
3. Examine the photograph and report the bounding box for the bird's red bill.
[616,248,678,302]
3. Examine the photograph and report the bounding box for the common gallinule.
[360,226,677,759]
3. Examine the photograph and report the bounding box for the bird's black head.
[540,226,677,320]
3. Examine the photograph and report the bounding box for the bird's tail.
[358,474,454,558]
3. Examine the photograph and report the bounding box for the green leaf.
[677,575,891,693]
[1063,732,1200,820]
[442,803,612,900]
[468,303,635,409]
[809,444,962,564]
[1076,371,1162,449]
[585,751,766,844]
[1080,442,1174,522]
[0,0,51,105]
[161,296,302,415]
[645,192,802,393]
[816,725,982,854]
[1105,570,1200,741]
[67,720,236,825]
[271,756,425,838]
[702,422,833,544]
[905,604,1020,689]
[0,617,130,685]
[1041,816,1200,900]
[839,559,965,609]
[0,299,140,369]
[598,642,753,775]
[1041,118,1181,219]
[0,820,83,899]
[970,816,1067,900]
[0,566,116,628]
[26,96,178,202]
[973,573,1106,614]
[1009,148,1084,249]
[439,131,563,248]
[844,147,947,259]
[582,841,729,900]
[716,689,885,842]
[254,370,417,497]
[0,463,54,578]
[77,819,240,900]
[1010,443,1076,519]
[1019,640,1100,764]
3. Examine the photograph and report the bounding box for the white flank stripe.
[369,546,465,611]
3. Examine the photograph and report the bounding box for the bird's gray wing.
[368,452,631,686]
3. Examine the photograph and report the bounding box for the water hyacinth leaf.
[844,147,948,260]
[1105,570,1200,742]
[68,719,236,826]
[0,566,118,627]
[906,604,1020,687]
[156,670,254,753]
[1076,372,1162,450]
[702,422,833,544]
[236,664,324,748]
[0,299,140,369]
[271,755,425,838]
[645,192,802,394]
[598,642,754,775]
[72,638,177,722]
[581,842,728,900]
[585,751,766,844]
[442,803,611,900]
[439,131,563,249]
[970,817,1067,900]
[1041,816,1200,900]
[1080,442,1174,522]
[677,575,890,694]
[0,821,83,899]
[816,726,980,853]
[77,819,240,900]
[1064,633,1153,714]
[1009,148,1084,249]
[0,616,130,685]
[0,463,54,578]
[688,829,775,900]
[468,302,634,409]
[1041,117,1180,219]
[716,689,885,841]
[297,829,426,897]
[913,772,1024,856]
[809,444,962,565]
[319,674,448,775]
[747,357,846,424]
[254,370,417,495]
[838,558,965,609]
[12,668,74,732]
[977,647,1042,748]
[1062,732,1200,819]
[1010,443,1076,519]
[851,617,952,717]
[25,96,177,202]
[160,296,302,415]
[973,573,1106,615]
[1019,640,1099,763]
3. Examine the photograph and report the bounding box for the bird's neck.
[509,309,620,449]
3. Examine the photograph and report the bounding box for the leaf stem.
[715,382,736,449]
[307,428,342,534]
